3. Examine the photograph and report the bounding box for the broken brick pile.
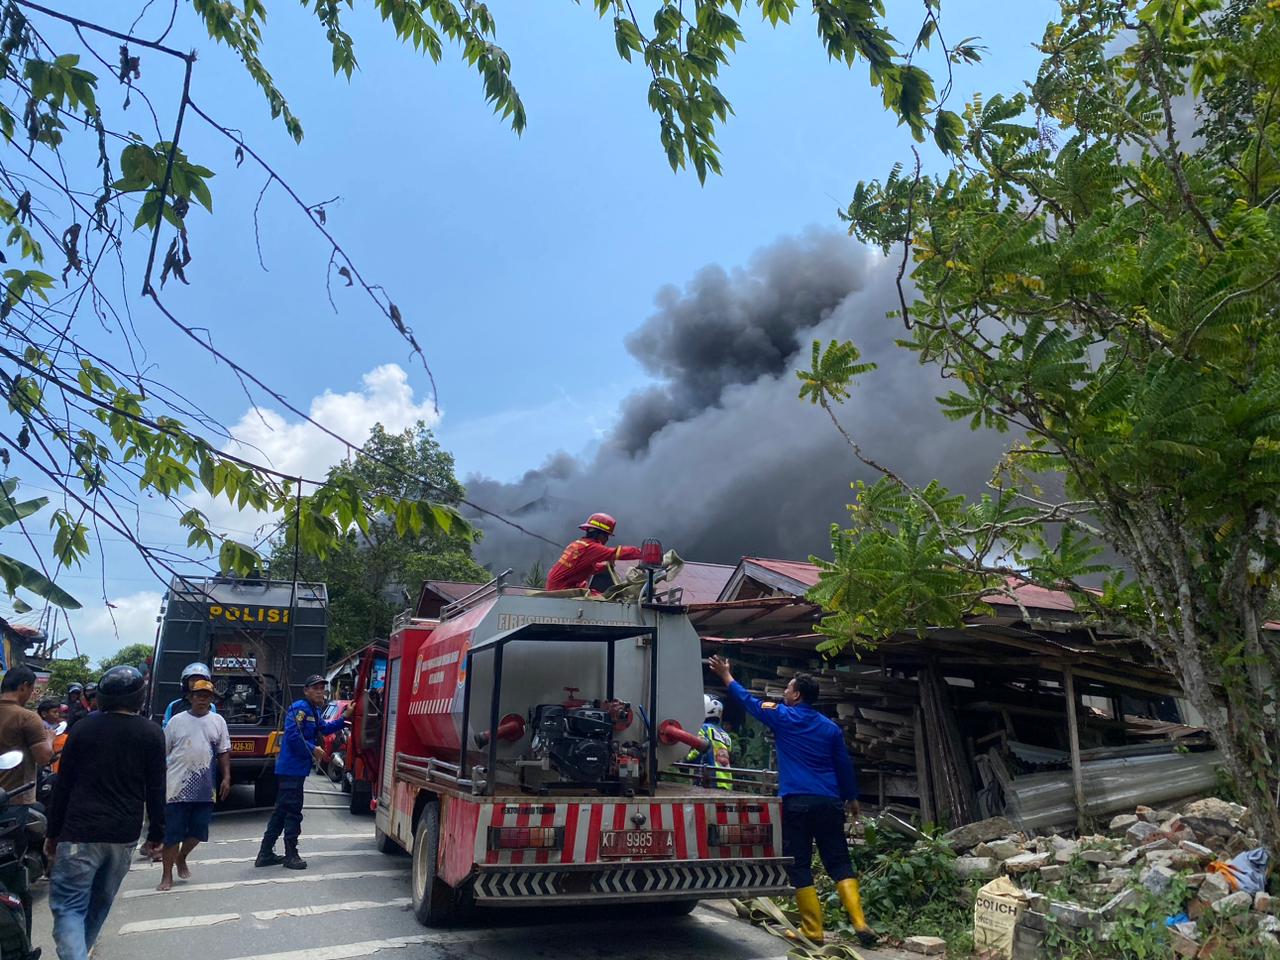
[939,798,1275,958]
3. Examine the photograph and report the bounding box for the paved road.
[29,774,797,960]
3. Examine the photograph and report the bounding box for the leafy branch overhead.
[807,0,1280,850]
[590,0,979,180]
[0,478,79,610]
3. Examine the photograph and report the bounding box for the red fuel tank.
[401,600,488,759]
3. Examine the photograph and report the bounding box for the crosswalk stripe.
[130,849,382,870]
[252,898,411,920]
[118,913,240,934]
[220,935,433,960]
[205,832,372,846]
[121,869,406,900]
[218,933,476,960]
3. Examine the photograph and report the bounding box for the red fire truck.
[370,576,790,924]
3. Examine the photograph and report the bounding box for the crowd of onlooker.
[0,662,232,960]
[0,659,350,960]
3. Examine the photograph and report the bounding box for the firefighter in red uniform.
[545,513,643,592]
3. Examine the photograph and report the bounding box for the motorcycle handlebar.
[0,783,36,807]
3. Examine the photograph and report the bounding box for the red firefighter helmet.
[578,512,617,537]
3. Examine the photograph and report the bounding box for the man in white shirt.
[157,679,230,892]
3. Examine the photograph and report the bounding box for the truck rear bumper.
[471,857,790,905]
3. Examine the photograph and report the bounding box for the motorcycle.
[0,747,44,960]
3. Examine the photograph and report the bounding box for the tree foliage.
[45,653,90,698]
[96,641,152,672]
[0,478,79,611]
[268,422,487,660]
[809,0,1280,847]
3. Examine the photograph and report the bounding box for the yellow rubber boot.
[836,878,878,946]
[785,886,824,945]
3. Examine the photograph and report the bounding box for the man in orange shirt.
[545,513,643,592]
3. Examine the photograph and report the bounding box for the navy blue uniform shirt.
[725,680,858,800]
[275,698,345,777]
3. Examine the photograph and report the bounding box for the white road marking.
[130,849,382,870]
[252,898,411,920]
[219,934,440,960]
[118,913,240,935]
[121,869,406,899]
[206,832,372,845]
[693,912,729,925]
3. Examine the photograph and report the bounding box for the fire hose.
[727,898,866,960]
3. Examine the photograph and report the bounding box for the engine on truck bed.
[521,695,639,794]
[529,703,612,781]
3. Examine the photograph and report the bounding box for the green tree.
[269,422,488,660]
[96,642,152,672]
[45,654,91,699]
[805,0,1280,848]
[0,479,79,612]
[0,1,971,601]
[521,560,546,589]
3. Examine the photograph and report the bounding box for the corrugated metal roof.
[744,557,822,588]
[981,577,1081,613]
[724,558,1086,617]
[615,559,734,604]
[420,579,537,603]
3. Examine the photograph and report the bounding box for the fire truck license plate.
[231,740,257,754]
[600,830,673,858]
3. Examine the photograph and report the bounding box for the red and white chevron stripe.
[465,798,779,868]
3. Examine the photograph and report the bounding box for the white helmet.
[703,694,723,720]
[180,662,212,685]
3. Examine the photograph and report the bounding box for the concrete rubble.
[935,796,1276,958]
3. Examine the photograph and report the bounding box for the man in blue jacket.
[255,675,351,869]
[709,655,876,947]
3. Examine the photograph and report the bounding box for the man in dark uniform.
[255,675,351,870]
[709,655,876,947]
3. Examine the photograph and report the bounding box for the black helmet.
[97,665,146,713]
[67,683,83,695]
[84,682,98,696]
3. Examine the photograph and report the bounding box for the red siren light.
[640,539,663,567]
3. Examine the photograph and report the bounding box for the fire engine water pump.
[518,691,642,791]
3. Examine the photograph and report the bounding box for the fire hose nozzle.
[475,713,526,748]
[658,719,702,749]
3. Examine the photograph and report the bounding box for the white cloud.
[196,363,440,537]
[225,363,439,483]
[69,591,164,664]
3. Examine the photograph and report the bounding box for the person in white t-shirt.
[157,679,231,892]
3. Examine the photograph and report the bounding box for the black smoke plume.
[464,229,1006,579]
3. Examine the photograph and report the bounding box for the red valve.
[475,713,526,747]
[658,719,703,749]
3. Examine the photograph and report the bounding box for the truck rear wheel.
[411,803,461,926]
[652,899,699,917]
[348,779,372,816]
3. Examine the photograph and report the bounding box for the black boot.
[282,841,307,870]
[254,842,284,868]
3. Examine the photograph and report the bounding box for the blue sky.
[4,0,1056,660]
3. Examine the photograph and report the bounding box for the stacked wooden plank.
[746,663,967,820]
